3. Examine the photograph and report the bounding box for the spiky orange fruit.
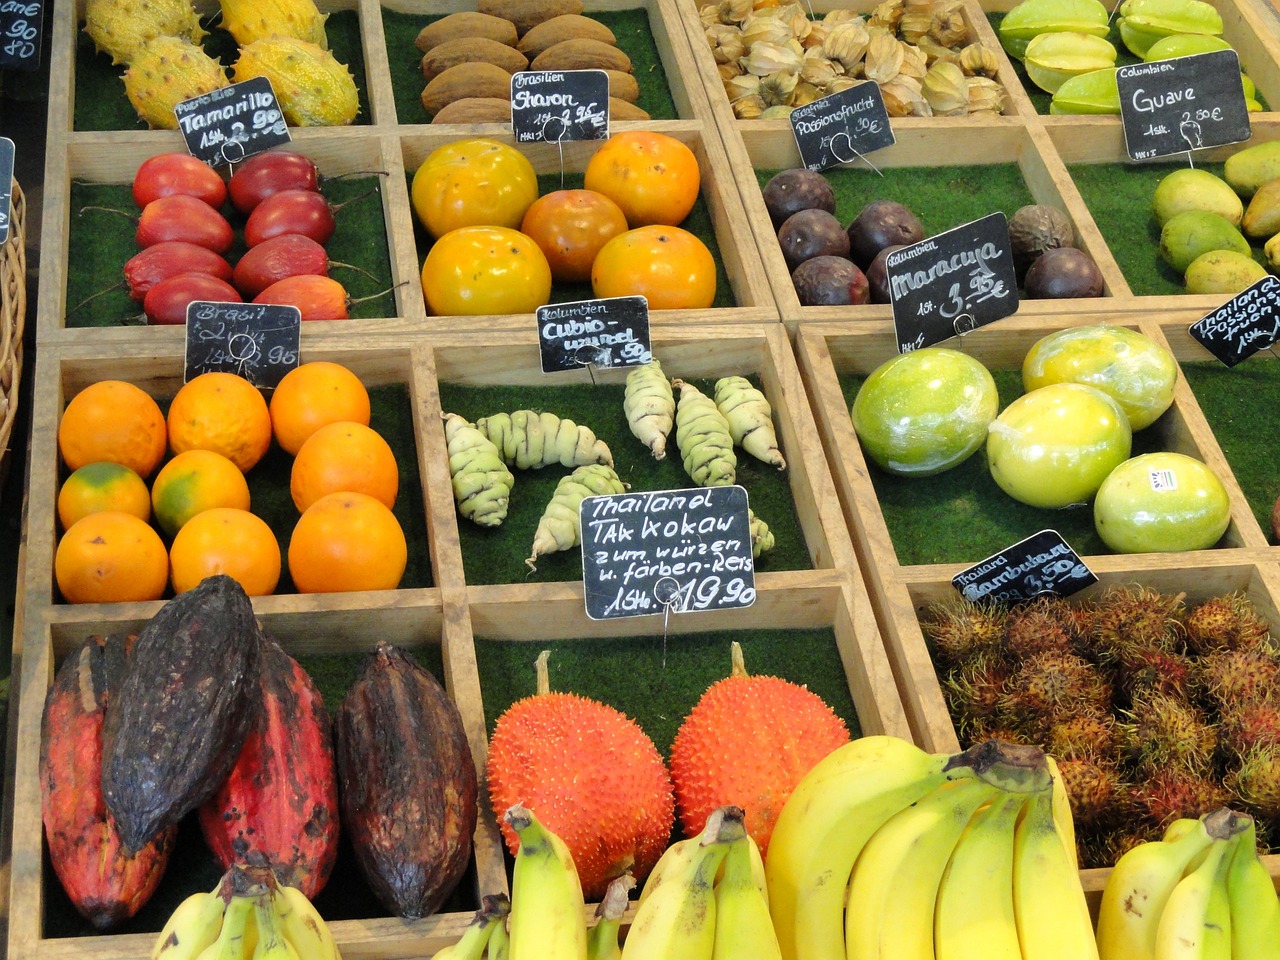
[485,651,674,900]
[669,643,850,854]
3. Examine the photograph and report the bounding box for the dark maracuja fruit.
[865,243,905,303]
[41,634,176,929]
[1023,247,1103,299]
[101,575,263,854]
[761,168,836,227]
[791,256,869,306]
[845,200,924,269]
[1007,203,1074,279]
[777,208,850,271]
[336,643,478,920]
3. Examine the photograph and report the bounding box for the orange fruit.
[269,361,372,456]
[58,380,167,477]
[169,507,281,596]
[151,450,252,538]
[54,511,169,604]
[288,492,407,593]
[583,131,701,227]
[290,421,399,513]
[167,372,273,472]
[591,226,717,310]
[57,462,151,530]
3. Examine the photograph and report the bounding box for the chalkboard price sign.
[580,485,757,621]
[952,529,1097,605]
[175,77,293,167]
[886,212,1019,353]
[0,137,13,247]
[0,1,43,71]
[789,81,895,173]
[1189,275,1280,367]
[537,296,650,373]
[511,70,610,143]
[1117,50,1251,161]
[184,301,301,388]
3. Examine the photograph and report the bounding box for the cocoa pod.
[420,37,528,82]
[416,11,519,53]
[335,643,478,920]
[516,14,617,59]
[476,0,583,36]
[41,634,176,930]
[531,37,632,73]
[422,62,514,116]
[432,97,513,124]
[198,637,339,899]
[101,575,263,854]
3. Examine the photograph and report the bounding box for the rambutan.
[920,598,1006,666]
[999,651,1112,725]
[1120,695,1218,775]
[957,716,1033,750]
[668,642,850,856]
[1197,646,1280,710]
[1115,645,1197,704]
[1132,768,1231,828]
[1220,700,1280,756]
[1086,584,1185,662]
[1046,712,1120,764]
[1226,745,1280,819]
[941,654,1011,728]
[1182,592,1272,656]
[1055,758,1125,827]
[1080,823,1163,870]
[485,651,675,900]
[1001,596,1077,660]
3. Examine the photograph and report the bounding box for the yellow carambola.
[124,36,228,130]
[232,36,359,127]
[84,0,207,65]
[219,0,329,50]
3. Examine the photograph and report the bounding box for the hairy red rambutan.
[1197,646,1280,710]
[1087,584,1185,662]
[1120,694,1218,775]
[1182,592,1272,656]
[1132,768,1231,828]
[1001,596,1077,661]
[920,598,1006,666]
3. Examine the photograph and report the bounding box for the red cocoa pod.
[124,242,234,301]
[136,195,235,253]
[255,274,348,321]
[335,643,478,920]
[41,634,177,930]
[101,575,264,854]
[133,153,228,210]
[233,234,329,299]
[228,150,321,216]
[198,637,339,898]
[144,273,243,325]
[244,189,336,247]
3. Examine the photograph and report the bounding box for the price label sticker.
[580,485,757,621]
[175,77,292,167]
[887,212,1019,353]
[790,82,895,173]
[184,301,301,388]
[1189,275,1280,367]
[1117,50,1251,161]
[0,1,43,71]
[952,529,1097,605]
[537,296,650,373]
[0,137,14,246]
[511,70,610,143]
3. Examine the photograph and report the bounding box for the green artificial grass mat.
[382,9,679,124]
[839,368,1173,565]
[65,176,395,328]
[74,12,371,132]
[1180,359,1280,543]
[438,381,810,585]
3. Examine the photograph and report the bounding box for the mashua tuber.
[673,379,737,487]
[714,376,786,470]
[624,359,675,461]
[444,413,515,527]
[477,409,613,470]
[526,463,628,571]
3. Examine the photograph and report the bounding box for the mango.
[1159,210,1250,273]
[1152,168,1243,227]
[1024,32,1117,94]
[1049,66,1120,114]
[1225,141,1280,198]
[1263,232,1280,272]
[1184,249,1267,295]
[1116,0,1224,57]
[1243,180,1280,239]
[998,0,1110,60]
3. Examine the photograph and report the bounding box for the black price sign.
[886,212,1019,353]
[952,530,1097,605]
[175,77,292,167]
[580,485,757,621]
[1189,275,1280,367]
[0,137,13,246]
[511,70,609,143]
[0,1,43,70]
[184,301,301,388]
[1117,50,1251,161]
[790,82,895,173]
[537,296,650,373]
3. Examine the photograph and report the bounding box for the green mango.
[1185,249,1268,295]
[1152,168,1243,227]
[1263,231,1280,272]
[1024,32,1117,94]
[998,0,1110,59]
[1050,66,1120,114]
[1242,179,1280,238]
[1160,209,1250,273]
[1225,141,1280,198]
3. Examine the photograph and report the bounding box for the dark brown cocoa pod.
[336,643,478,920]
[101,575,263,854]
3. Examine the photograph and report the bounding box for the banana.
[271,886,342,960]
[845,778,997,960]
[153,887,227,960]
[934,792,1029,960]
[588,874,635,960]
[1096,819,1216,960]
[1044,756,1077,870]
[621,805,745,960]
[505,804,589,960]
[1154,836,1232,960]
[1223,816,1280,960]
[252,889,301,960]
[194,893,256,960]
[1012,789,1099,960]
[712,833,782,960]
[1202,847,1233,960]
[489,918,510,960]
[431,896,510,960]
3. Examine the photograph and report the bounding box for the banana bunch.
[765,735,1097,960]
[1097,808,1280,960]
[433,895,512,960]
[152,862,341,960]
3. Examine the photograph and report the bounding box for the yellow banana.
[431,896,509,960]
[1012,789,1099,960]
[252,890,301,960]
[194,894,255,960]
[1224,816,1280,960]
[489,917,510,960]
[934,792,1029,960]
[153,886,227,960]
[506,805,588,960]
[271,885,342,960]
[1163,819,1204,843]
[621,806,744,960]
[1202,849,1233,960]
[587,874,635,960]
[712,833,782,960]
[1044,756,1077,870]
[1154,837,1232,960]
[745,835,768,909]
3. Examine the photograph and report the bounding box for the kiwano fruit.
[335,643,478,919]
[101,575,263,853]
[232,36,359,127]
[83,0,207,65]
[219,0,329,49]
[40,634,176,929]
[123,36,229,131]
[198,637,339,898]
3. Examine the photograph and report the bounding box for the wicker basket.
[0,180,26,494]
